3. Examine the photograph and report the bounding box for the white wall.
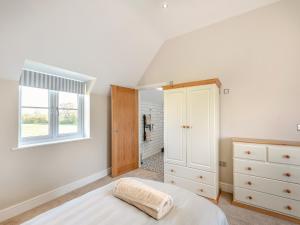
[0,0,163,95]
[0,0,280,95]
[139,90,164,160]
[139,0,300,184]
[0,79,111,210]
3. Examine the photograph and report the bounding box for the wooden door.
[111,85,139,177]
[186,85,218,172]
[164,88,187,166]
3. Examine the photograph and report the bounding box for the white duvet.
[22,178,229,225]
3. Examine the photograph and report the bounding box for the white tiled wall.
[139,102,164,160]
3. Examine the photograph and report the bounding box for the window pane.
[21,87,48,108]
[59,110,78,134]
[59,92,78,109]
[21,108,49,137]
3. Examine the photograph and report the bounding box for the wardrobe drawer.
[234,143,266,161]
[164,164,216,186]
[234,159,300,184]
[234,173,300,201]
[268,146,300,166]
[164,174,218,200]
[234,187,300,219]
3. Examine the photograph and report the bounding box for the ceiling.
[0,0,280,94]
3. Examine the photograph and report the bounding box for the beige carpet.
[0,168,297,225]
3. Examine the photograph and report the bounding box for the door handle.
[181,125,192,128]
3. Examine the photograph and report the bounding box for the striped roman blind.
[20,69,86,94]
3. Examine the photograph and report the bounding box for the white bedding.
[22,178,229,225]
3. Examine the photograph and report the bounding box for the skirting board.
[232,201,300,224]
[219,182,233,193]
[142,148,162,160]
[0,168,111,222]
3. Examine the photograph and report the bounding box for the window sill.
[12,137,92,150]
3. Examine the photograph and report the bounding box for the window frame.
[19,86,85,146]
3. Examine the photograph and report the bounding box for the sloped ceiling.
[0,0,279,94]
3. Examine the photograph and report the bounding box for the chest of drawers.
[233,138,300,224]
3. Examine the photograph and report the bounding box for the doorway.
[138,88,164,175]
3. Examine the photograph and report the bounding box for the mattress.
[22,178,229,225]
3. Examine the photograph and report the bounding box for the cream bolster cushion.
[112,178,174,220]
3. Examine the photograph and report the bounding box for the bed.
[22,178,229,225]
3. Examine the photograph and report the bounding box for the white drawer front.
[268,145,300,166]
[234,173,300,201]
[164,174,218,199]
[164,164,216,186]
[234,143,267,161]
[234,187,300,219]
[234,159,300,184]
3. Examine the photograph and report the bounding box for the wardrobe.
[163,79,220,201]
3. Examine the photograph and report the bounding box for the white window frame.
[19,86,85,146]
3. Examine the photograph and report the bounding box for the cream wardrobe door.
[164,88,187,166]
[186,85,217,172]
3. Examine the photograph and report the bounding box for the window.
[58,92,81,135]
[21,87,50,138]
[19,86,84,146]
[18,68,89,147]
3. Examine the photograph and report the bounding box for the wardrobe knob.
[284,189,291,194]
[283,155,290,159]
[170,180,175,184]
[284,172,291,177]
[286,205,292,211]
[199,175,203,179]
[247,196,253,200]
[245,151,251,155]
[247,181,252,185]
[246,167,252,171]
[199,189,204,192]
[170,169,174,173]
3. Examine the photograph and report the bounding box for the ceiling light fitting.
[162,2,168,9]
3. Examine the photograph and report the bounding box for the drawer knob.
[170,169,174,173]
[199,175,203,179]
[284,172,291,177]
[199,189,204,192]
[170,180,175,184]
[247,196,253,200]
[284,189,291,194]
[245,151,251,155]
[283,155,290,159]
[246,167,252,171]
[286,205,292,211]
[247,181,252,185]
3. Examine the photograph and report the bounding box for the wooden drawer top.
[163,78,221,90]
[232,137,300,147]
